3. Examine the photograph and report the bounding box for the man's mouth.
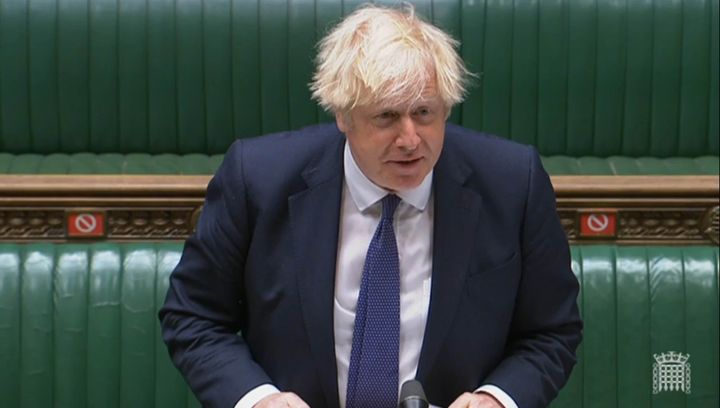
[388,157,422,169]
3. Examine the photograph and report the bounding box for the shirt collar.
[343,142,433,212]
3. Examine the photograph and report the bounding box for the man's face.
[336,93,447,192]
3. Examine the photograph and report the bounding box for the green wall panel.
[566,0,597,157]
[481,0,513,139]
[89,0,120,152]
[0,0,718,158]
[232,0,262,138]
[678,0,712,156]
[536,0,568,155]
[622,0,653,156]
[510,0,539,148]
[289,0,321,131]
[148,0,179,153]
[176,0,206,153]
[593,0,625,157]
[259,0,290,135]
[709,0,719,154]
[0,0,31,152]
[28,0,61,153]
[459,0,486,133]
[118,0,149,153]
[650,0,683,158]
[57,0,90,152]
[204,0,235,154]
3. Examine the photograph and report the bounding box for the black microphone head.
[399,380,428,408]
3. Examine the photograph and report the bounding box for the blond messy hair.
[310,3,472,114]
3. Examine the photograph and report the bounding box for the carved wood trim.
[551,176,719,197]
[1,175,718,244]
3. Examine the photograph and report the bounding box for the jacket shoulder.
[222,123,342,175]
[443,123,536,178]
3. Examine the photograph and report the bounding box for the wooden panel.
[0,175,717,244]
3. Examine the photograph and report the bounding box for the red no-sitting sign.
[579,212,617,237]
[67,212,106,238]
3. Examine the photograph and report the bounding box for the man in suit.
[159,4,582,408]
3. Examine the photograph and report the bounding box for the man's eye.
[413,107,435,118]
[373,111,397,126]
[413,107,436,123]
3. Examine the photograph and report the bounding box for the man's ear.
[335,111,349,133]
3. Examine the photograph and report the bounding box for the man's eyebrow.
[415,97,441,105]
[373,106,401,113]
[410,100,440,109]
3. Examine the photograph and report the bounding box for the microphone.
[398,380,429,408]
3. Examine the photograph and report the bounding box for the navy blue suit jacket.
[159,123,582,408]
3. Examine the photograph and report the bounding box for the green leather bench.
[0,243,199,407]
[0,153,717,176]
[0,0,717,175]
[1,243,717,407]
[0,153,225,175]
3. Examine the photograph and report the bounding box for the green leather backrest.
[0,243,200,408]
[0,152,226,175]
[0,243,717,407]
[554,246,719,408]
[0,153,718,175]
[1,0,717,157]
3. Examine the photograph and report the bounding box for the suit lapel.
[289,137,344,407]
[416,149,483,383]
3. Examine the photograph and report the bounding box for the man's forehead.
[374,94,443,112]
[361,73,441,109]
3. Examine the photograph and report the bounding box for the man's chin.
[382,175,425,192]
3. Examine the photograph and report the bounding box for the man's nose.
[395,116,420,151]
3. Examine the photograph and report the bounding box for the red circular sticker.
[74,214,98,233]
[586,214,609,232]
[580,212,616,237]
[67,212,105,237]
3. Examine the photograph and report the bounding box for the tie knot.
[381,194,401,221]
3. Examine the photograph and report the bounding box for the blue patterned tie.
[346,194,401,408]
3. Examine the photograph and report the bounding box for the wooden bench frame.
[1,175,718,244]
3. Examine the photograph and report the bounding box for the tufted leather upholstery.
[0,0,717,162]
[0,153,224,175]
[557,245,719,407]
[1,153,718,175]
[0,243,717,407]
[541,155,720,175]
[0,243,201,408]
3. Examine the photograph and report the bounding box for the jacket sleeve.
[483,146,583,408]
[158,140,272,408]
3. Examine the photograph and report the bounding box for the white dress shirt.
[334,142,435,407]
[235,143,517,408]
